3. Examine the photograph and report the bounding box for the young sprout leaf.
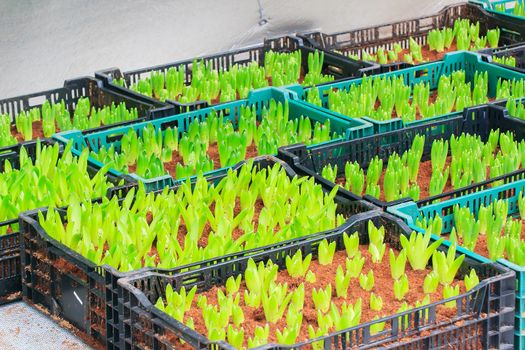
[343,231,359,258]
[318,239,336,265]
[312,284,332,314]
[464,269,480,292]
[393,274,409,301]
[370,293,383,311]
[359,270,375,291]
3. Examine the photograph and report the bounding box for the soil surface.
[11,121,48,142]
[396,42,459,64]
[156,71,307,105]
[179,244,464,348]
[336,146,515,203]
[336,157,454,201]
[128,142,260,179]
[445,216,525,263]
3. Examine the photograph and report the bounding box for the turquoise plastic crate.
[54,87,373,192]
[286,51,525,134]
[470,0,525,24]
[388,179,525,349]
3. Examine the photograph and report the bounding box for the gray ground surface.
[0,302,90,349]
[0,0,460,97]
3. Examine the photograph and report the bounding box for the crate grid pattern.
[116,213,515,349]
[19,156,377,349]
[388,179,525,348]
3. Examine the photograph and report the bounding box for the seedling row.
[114,50,335,106]
[300,3,525,71]
[320,129,525,203]
[295,51,525,133]
[389,177,525,348]
[345,20,502,66]
[55,87,372,191]
[0,77,172,148]
[96,36,376,113]
[117,213,514,349]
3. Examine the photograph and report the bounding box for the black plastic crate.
[0,139,57,305]
[117,211,515,350]
[19,155,377,349]
[0,220,21,305]
[278,101,525,210]
[95,35,379,113]
[0,138,130,306]
[0,76,175,139]
[469,0,525,36]
[479,42,525,74]
[299,3,525,72]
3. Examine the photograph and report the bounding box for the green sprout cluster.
[91,101,339,180]
[38,162,344,271]
[0,98,138,147]
[347,20,500,65]
[307,71,524,123]
[118,50,334,105]
[0,141,117,233]
[322,130,525,202]
[153,222,470,349]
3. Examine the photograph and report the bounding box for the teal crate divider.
[518,314,525,331]
[518,335,525,350]
[54,86,372,192]
[470,0,525,23]
[517,296,525,316]
[289,51,525,134]
[388,179,525,349]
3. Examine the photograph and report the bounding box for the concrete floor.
[0,302,91,350]
[0,0,462,97]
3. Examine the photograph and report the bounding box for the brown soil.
[175,198,265,251]
[181,244,464,348]
[395,42,459,65]
[409,157,454,200]
[11,121,47,142]
[0,291,21,303]
[128,142,259,179]
[446,216,525,262]
[54,257,88,282]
